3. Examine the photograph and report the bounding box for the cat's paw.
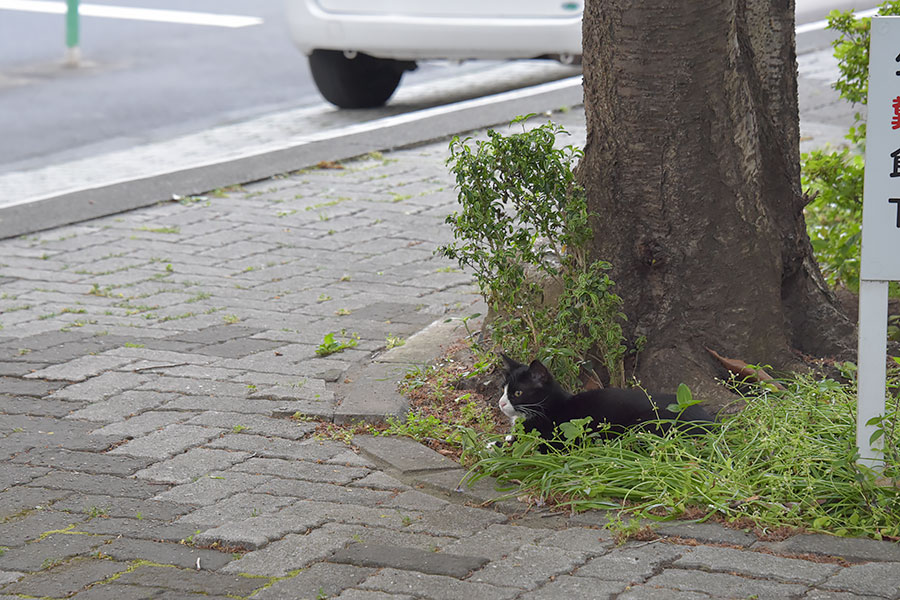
[485,435,516,451]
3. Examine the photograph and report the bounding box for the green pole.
[65,0,80,66]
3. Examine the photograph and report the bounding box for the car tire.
[309,50,407,109]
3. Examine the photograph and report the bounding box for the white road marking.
[0,0,262,28]
[795,7,880,34]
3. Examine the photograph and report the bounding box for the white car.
[285,0,583,108]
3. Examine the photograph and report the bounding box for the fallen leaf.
[316,160,344,170]
[706,348,786,390]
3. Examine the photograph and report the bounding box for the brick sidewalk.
[3,99,900,598]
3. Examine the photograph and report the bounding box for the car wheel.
[308,50,409,109]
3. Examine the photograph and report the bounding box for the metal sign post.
[65,0,80,66]
[857,16,900,466]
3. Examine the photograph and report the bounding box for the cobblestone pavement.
[4,93,900,599]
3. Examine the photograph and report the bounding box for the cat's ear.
[500,353,523,372]
[528,360,552,384]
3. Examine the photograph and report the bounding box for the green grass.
[463,372,900,540]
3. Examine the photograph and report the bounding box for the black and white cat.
[498,354,713,443]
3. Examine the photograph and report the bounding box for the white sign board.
[860,16,900,279]
[857,16,900,465]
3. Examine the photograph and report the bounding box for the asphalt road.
[0,0,883,177]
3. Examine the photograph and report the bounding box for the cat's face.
[498,354,552,422]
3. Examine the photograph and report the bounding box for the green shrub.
[439,117,626,388]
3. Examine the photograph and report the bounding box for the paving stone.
[207,434,352,468]
[656,521,757,547]
[49,494,195,521]
[2,557,128,598]
[617,586,715,600]
[349,471,410,491]
[673,544,839,584]
[137,375,251,398]
[821,562,900,598]
[25,355,136,382]
[818,591,895,600]
[377,490,449,512]
[334,590,416,600]
[250,378,331,402]
[803,592,889,600]
[11,448,152,476]
[69,583,236,600]
[193,510,327,551]
[0,413,80,434]
[134,448,251,484]
[5,427,121,454]
[517,574,628,600]
[352,435,458,474]
[412,468,523,507]
[0,377,64,397]
[645,569,809,600]
[760,533,900,563]
[0,486,71,520]
[0,532,109,571]
[231,457,370,484]
[327,525,455,554]
[113,563,267,596]
[74,516,169,537]
[221,523,361,577]
[161,394,306,415]
[332,543,487,577]
[50,372,149,401]
[26,471,165,498]
[574,542,685,584]
[270,500,419,531]
[0,510,86,547]
[65,391,176,423]
[0,572,23,586]
[467,545,586,589]
[334,367,408,425]
[154,471,272,504]
[443,524,550,558]
[329,449,378,468]
[254,562,375,600]
[538,527,614,555]
[358,567,521,600]
[0,463,49,489]
[101,537,233,571]
[0,396,84,418]
[193,338,286,358]
[256,478,393,506]
[185,411,310,440]
[177,491,295,528]
[166,325,264,345]
[404,503,507,537]
[108,424,224,459]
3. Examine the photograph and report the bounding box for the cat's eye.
[514,390,523,398]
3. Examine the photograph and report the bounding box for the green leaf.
[676,383,694,409]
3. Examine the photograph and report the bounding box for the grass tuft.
[464,373,900,540]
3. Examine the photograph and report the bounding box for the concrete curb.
[0,78,581,240]
[335,315,484,425]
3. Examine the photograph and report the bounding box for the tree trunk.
[578,0,854,408]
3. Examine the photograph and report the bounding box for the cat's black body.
[499,354,713,442]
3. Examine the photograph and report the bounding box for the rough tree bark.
[578,0,855,407]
